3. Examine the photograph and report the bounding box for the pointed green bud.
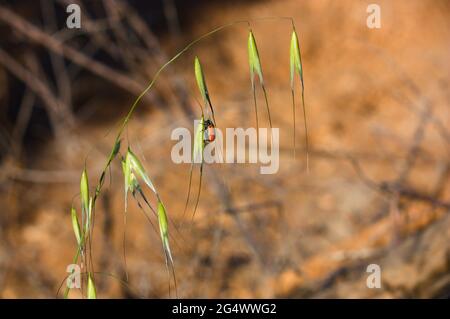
[248,31,264,87]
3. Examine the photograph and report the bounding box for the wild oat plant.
[62,18,307,299]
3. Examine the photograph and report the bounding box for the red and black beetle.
[203,119,216,144]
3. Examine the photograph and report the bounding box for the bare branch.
[0,48,72,132]
[0,5,154,102]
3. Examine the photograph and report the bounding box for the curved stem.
[300,77,309,173]
[182,163,194,220]
[191,163,204,222]
[252,84,259,149]
[291,89,296,158]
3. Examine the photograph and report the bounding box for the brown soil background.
[0,0,449,298]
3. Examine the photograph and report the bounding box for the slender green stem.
[252,84,259,149]
[261,84,274,149]
[122,208,128,282]
[300,77,309,173]
[182,163,194,220]
[291,89,296,158]
[261,84,272,130]
[191,163,204,222]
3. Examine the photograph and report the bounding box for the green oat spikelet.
[87,273,97,299]
[157,201,177,297]
[193,116,205,164]
[71,207,82,246]
[290,30,303,89]
[80,168,89,217]
[194,57,216,125]
[122,156,132,213]
[248,31,264,87]
[157,201,173,263]
[85,196,93,233]
[127,148,157,195]
[195,57,208,105]
[289,28,309,170]
[247,30,272,135]
[80,168,93,235]
[121,149,164,282]
[121,156,141,215]
[120,156,136,282]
